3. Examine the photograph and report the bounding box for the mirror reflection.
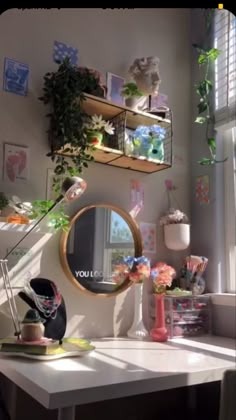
[61,205,140,295]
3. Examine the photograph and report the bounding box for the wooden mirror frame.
[60,203,143,297]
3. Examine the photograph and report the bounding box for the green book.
[0,337,94,356]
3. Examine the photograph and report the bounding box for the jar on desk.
[164,295,211,338]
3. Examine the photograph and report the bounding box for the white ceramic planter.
[127,282,149,340]
[164,223,190,251]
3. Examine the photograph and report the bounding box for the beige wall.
[0,8,192,338]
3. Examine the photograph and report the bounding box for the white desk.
[0,336,235,420]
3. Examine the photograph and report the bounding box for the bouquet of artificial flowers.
[151,262,176,294]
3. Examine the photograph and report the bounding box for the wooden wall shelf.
[52,93,173,174]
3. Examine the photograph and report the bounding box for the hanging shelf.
[51,93,173,174]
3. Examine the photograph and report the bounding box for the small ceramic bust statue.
[128,56,161,96]
[21,309,45,342]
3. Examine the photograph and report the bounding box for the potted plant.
[0,192,9,217]
[85,114,115,146]
[159,208,190,251]
[39,58,105,189]
[121,82,144,109]
[8,196,69,231]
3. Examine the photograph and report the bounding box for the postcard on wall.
[3,57,29,96]
[53,41,78,65]
[130,179,144,209]
[106,72,125,105]
[3,143,30,184]
[140,222,157,254]
[195,175,210,205]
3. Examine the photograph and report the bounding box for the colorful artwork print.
[195,175,210,205]
[3,58,29,96]
[130,179,144,209]
[140,222,157,253]
[106,72,125,105]
[3,144,29,183]
[53,41,78,65]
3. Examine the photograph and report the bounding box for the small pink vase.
[150,293,168,342]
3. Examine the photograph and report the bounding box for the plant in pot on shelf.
[39,57,105,192]
[8,196,69,231]
[0,192,9,219]
[150,262,176,342]
[159,208,190,251]
[121,82,144,110]
[84,114,115,147]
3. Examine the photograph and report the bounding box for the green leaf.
[207,48,221,61]
[195,116,206,124]
[207,137,216,153]
[197,101,208,114]
[198,53,207,64]
[198,158,214,165]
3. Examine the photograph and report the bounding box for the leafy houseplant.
[9,196,69,232]
[121,82,144,109]
[0,192,9,214]
[85,114,115,146]
[193,10,227,166]
[159,208,190,251]
[39,57,105,189]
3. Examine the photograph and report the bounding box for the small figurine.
[21,309,45,342]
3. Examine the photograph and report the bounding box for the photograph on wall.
[3,57,29,96]
[195,175,210,205]
[3,143,30,184]
[106,72,125,105]
[53,41,78,65]
[139,222,157,253]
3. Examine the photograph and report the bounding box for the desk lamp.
[0,176,87,339]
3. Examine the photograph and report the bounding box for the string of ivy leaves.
[193,8,227,165]
[38,58,103,231]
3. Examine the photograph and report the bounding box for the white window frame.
[223,126,236,293]
[214,10,236,121]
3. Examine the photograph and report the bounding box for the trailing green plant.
[0,192,9,211]
[121,82,143,98]
[29,200,70,232]
[39,58,104,190]
[193,10,227,166]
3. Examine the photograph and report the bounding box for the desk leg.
[58,406,75,420]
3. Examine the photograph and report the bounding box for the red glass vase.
[150,293,168,342]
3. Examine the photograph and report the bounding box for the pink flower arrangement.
[151,262,176,294]
[112,256,151,285]
[112,264,130,285]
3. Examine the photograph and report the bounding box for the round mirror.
[60,204,143,296]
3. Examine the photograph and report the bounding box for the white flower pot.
[164,223,190,251]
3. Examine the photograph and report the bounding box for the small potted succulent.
[121,82,144,110]
[85,114,115,146]
[0,192,9,217]
[159,208,190,251]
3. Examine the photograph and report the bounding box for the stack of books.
[0,337,95,359]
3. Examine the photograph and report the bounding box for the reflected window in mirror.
[60,204,143,297]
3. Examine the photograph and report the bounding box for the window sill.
[208,293,236,307]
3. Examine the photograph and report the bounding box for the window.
[214,10,236,294]
[224,127,236,293]
[103,210,134,283]
[214,10,236,120]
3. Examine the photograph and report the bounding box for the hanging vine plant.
[39,57,104,192]
[193,9,227,165]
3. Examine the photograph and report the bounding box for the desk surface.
[0,336,235,410]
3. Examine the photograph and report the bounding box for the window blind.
[214,10,236,123]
